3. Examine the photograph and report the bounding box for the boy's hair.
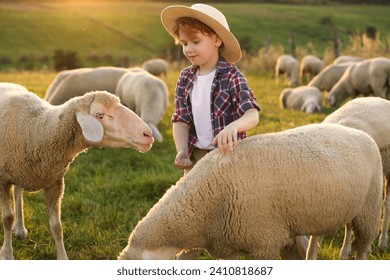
[172,17,218,45]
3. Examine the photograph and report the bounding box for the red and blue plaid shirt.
[172,57,261,155]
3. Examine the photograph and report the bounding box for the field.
[0,1,390,70]
[0,0,389,260]
[1,69,389,260]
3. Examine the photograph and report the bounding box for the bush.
[53,50,82,71]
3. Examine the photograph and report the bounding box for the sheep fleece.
[121,123,383,259]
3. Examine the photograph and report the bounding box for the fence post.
[333,28,340,58]
[290,32,296,58]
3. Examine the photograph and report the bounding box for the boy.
[161,3,260,168]
[161,3,261,258]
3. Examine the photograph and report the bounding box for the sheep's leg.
[339,222,352,259]
[371,72,388,99]
[0,185,14,260]
[294,236,309,259]
[44,183,68,260]
[305,235,323,260]
[352,208,380,260]
[13,186,28,239]
[378,176,390,250]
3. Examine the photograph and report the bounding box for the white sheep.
[299,55,324,84]
[275,54,300,87]
[332,55,364,65]
[44,66,129,105]
[115,68,168,143]
[307,62,353,92]
[328,57,390,107]
[118,123,382,260]
[279,86,322,114]
[0,83,154,260]
[303,97,390,259]
[44,67,92,102]
[141,58,169,78]
[43,67,167,142]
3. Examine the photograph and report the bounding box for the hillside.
[0,1,389,70]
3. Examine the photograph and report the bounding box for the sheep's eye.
[96,112,104,119]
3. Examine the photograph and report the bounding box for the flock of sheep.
[0,53,390,260]
[276,54,390,113]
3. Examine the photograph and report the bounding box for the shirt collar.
[188,56,231,76]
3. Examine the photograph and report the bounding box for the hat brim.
[161,5,241,64]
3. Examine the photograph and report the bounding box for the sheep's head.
[279,88,292,109]
[327,86,350,108]
[77,91,153,152]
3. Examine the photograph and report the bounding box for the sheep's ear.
[76,112,104,142]
[149,124,163,143]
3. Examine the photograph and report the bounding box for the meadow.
[0,1,390,70]
[0,0,389,260]
[1,69,389,260]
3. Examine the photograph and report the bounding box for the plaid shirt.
[172,57,261,155]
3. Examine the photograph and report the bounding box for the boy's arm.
[173,122,193,169]
[212,108,259,154]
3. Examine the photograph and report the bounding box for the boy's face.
[178,30,222,70]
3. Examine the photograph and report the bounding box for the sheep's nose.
[143,129,154,142]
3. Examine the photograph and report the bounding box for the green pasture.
[0,1,389,69]
[0,0,389,260]
[0,70,389,260]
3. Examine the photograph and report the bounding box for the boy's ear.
[215,34,222,48]
[215,35,223,47]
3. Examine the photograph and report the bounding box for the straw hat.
[161,3,242,64]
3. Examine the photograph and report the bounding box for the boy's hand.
[175,151,193,169]
[212,109,259,154]
[212,124,238,154]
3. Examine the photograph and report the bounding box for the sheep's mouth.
[131,136,154,153]
[133,142,153,153]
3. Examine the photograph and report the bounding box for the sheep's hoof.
[339,246,351,260]
[0,247,14,260]
[14,227,28,239]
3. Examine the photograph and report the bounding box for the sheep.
[299,55,324,84]
[118,123,383,260]
[275,54,299,87]
[115,68,168,143]
[0,83,154,260]
[308,62,353,92]
[328,57,390,107]
[279,86,322,114]
[333,55,364,65]
[303,97,390,259]
[44,67,92,102]
[44,66,129,105]
[141,58,169,78]
[43,67,167,142]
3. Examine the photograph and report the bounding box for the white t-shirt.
[190,70,216,150]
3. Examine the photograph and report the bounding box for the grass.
[0,69,389,260]
[0,1,390,69]
[0,0,389,260]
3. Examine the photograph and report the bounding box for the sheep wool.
[275,54,299,87]
[115,68,169,142]
[307,63,352,92]
[322,97,390,252]
[141,58,169,78]
[44,66,129,105]
[279,86,322,114]
[299,55,324,84]
[118,123,383,260]
[328,57,390,107]
[0,83,154,260]
[332,55,364,65]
